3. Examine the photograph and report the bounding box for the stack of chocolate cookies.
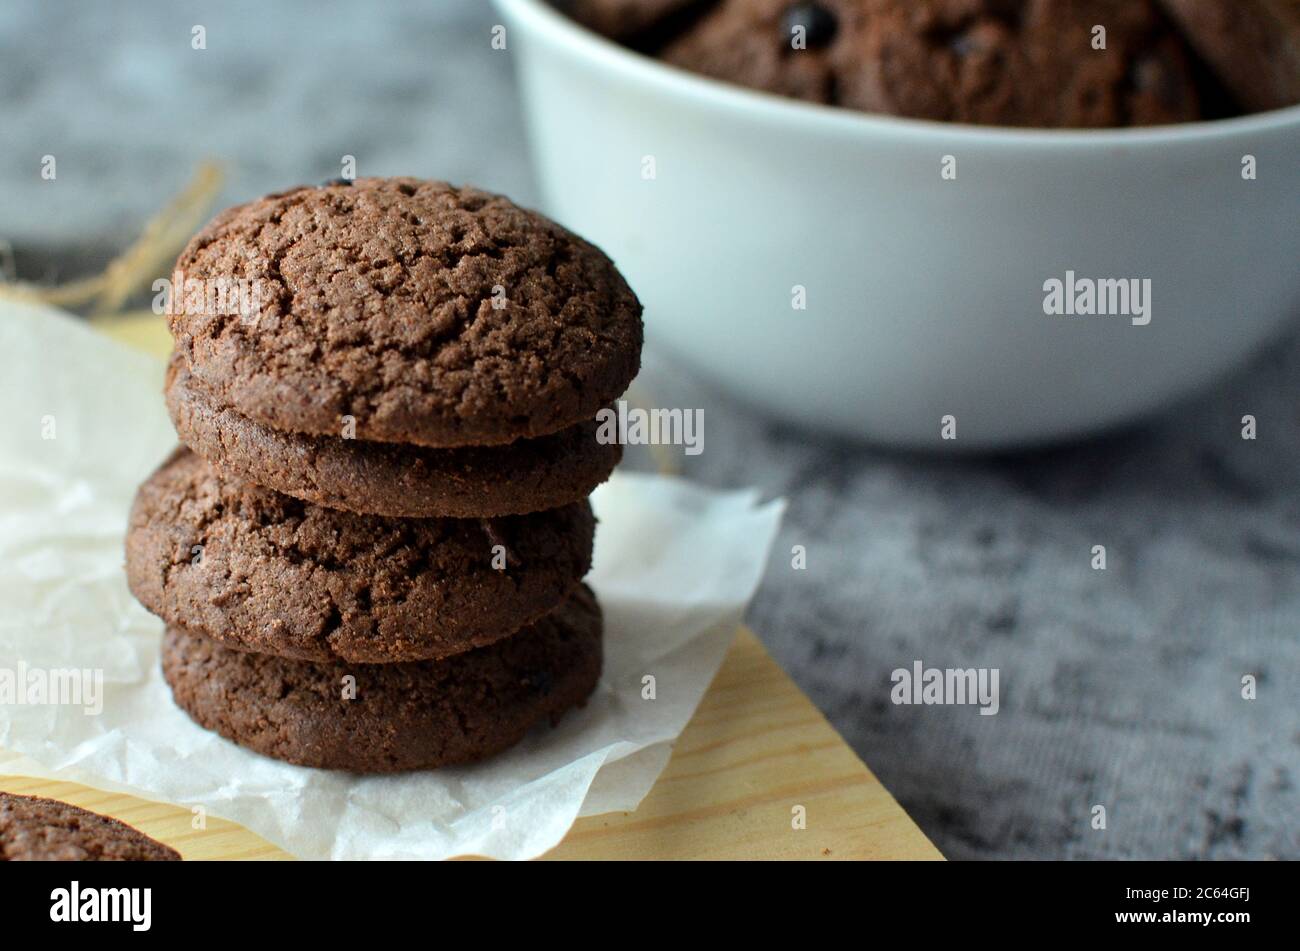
[125,178,643,773]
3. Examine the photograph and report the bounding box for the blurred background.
[2,0,1296,859]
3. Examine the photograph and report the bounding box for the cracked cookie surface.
[126,448,595,663]
[161,586,603,773]
[167,178,643,447]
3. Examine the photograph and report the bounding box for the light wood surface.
[1,629,940,860]
[545,628,941,860]
[0,314,942,860]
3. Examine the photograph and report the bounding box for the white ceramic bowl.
[495,0,1300,449]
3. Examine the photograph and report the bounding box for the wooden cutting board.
[1,628,939,860]
[0,315,942,860]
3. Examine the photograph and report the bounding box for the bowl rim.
[495,0,1300,146]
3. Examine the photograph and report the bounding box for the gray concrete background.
[2,0,1296,859]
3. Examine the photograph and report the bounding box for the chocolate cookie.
[659,0,1201,127]
[166,357,621,518]
[161,586,603,772]
[126,449,595,663]
[168,178,643,448]
[0,792,180,861]
[560,0,702,40]
[1157,0,1300,112]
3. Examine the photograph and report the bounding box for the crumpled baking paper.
[0,299,784,860]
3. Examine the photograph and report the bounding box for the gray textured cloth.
[647,342,1300,861]
[2,0,1296,860]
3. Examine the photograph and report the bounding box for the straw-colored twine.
[0,161,225,323]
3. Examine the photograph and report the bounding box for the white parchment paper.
[0,300,784,860]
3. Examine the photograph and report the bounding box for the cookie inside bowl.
[498,0,1300,447]
[556,0,1298,127]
